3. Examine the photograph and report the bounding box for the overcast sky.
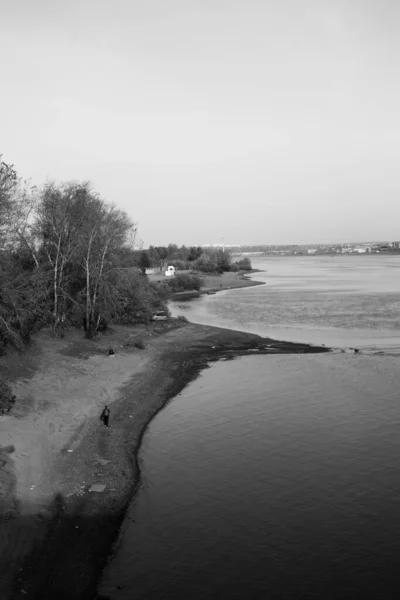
[2,0,400,246]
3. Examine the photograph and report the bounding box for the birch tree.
[0,156,39,264]
[0,159,46,347]
[37,182,90,334]
[0,157,18,248]
[78,196,135,338]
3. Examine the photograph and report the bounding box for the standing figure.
[100,405,110,428]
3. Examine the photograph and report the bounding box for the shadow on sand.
[1,492,124,600]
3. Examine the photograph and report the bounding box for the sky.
[1,0,400,246]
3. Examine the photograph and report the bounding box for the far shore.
[0,320,329,600]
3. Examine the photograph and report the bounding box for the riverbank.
[169,270,264,300]
[0,321,329,600]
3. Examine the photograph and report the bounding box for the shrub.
[169,259,189,271]
[134,338,145,349]
[108,270,169,325]
[237,257,252,271]
[177,315,189,323]
[167,273,202,292]
[0,379,16,415]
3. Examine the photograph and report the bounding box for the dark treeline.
[144,244,252,273]
[0,157,166,354]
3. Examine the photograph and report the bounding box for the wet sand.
[0,320,329,600]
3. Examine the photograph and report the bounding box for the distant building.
[165,265,175,277]
[307,249,317,255]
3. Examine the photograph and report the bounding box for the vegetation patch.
[0,378,16,415]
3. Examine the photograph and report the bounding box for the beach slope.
[0,321,329,600]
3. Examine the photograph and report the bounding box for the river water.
[99,256,400,599]
[170,255,400,351]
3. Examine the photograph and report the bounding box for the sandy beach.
[0,319,329,600]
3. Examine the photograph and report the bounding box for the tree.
[78,196,134,338]
[36,182,136,338]
[237,257,252,271]
[188,246,203,261]
[0,158,46,350]
[0,157,39,265]
[0,157,18,248]
[139,251,151,275]
[37,182,89,334]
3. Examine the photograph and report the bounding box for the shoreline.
[169,271,265,300]
[0,321,329,600]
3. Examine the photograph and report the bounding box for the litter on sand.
[89,483,106,493]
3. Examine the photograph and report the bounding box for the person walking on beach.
[100,405,110,428]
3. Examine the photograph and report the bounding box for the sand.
[0,320,328,600]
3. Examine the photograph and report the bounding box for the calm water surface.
[99,257,400,599]
[170,256,400,350]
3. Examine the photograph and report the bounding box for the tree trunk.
[84,236,93,338]
[52,237,61,336]
[90,240,110,336]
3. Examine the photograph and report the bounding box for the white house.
[165,265,175,277]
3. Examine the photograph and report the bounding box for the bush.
[167,273,202,292]
[109,270,169,325]
[169,259,189,271]
[0,379,16,415]
[237,257,252,271]
[177,315,189,323]
[134,338,145,349]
